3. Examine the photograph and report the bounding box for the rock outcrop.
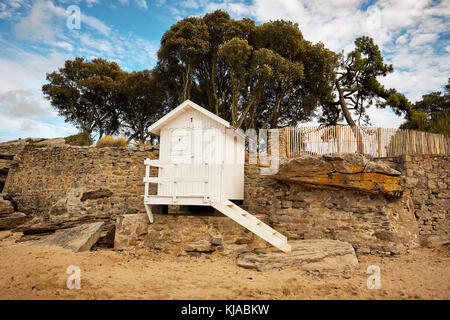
[0,197,14,214]
[275,153,405,197]
[237,239,359,272]
[0,212,27,230]
[34,221,104,252]
[114,213,149,250]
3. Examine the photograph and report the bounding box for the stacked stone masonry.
[0,140,448,256]
[399,155,449,240]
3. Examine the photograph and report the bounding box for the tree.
[156,16,210,104]
[42,57,127,138]
[118,70,166,143]
[320,36,411,152]
[401,78,450,135]
[77,58,127,138]
[42,58,95,136]
[155,11,336,130]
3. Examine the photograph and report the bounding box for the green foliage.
[401,78,450,135]
[24,144,47,150]
[321,36,411,127]
[118,70,166,143]
[25,138,46,144]
[42,10,416,143]
[24,139,47,150]
[155,10,335,129]
[64,132,93,146]
[42,57,127,137]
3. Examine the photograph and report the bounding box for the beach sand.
[0,231,448,300]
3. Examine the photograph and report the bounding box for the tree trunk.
[336,82,364,154]
[210,55,219,115]
[182,64,191,102]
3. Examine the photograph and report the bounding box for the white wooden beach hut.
[143,100,290,252]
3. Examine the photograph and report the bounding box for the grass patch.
[24,144,47,150]
[23,138,47,150]
[65,133,93,146]
[96,135,129,148]
[25,138,46,144]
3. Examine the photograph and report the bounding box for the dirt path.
[0,231,448,300]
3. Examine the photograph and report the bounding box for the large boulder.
[0,159,12,171]
[323,153,368,173]
[80,188,113,202]
[237,239,359,273]
[364,161,401,176]
[114,214,149,250]
[275,153,405,197]
[0,197,14,214]
[0,212,27,230]
[34,221,104,252]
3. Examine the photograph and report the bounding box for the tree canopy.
[400,78,450,135]
[42,57,126,138]
[320,36,411,127]
[42,10,419,144]
[155,11,338,130]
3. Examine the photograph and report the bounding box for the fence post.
[285,127,290,158]
[337,126,341,153]
[376,128,382,158]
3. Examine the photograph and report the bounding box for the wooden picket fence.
[283,126,450,158]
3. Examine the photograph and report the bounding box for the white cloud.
[81,11,112,36]
[13,0,111,41]
[182,0,449,127]
[0,38,73,140]
[0,0,159,140]
[10,0,158,69]
[1,0,448,138]
[0,113,76,139]
[117,0,150,9]
[135,0,148,9]
[0,90,51,118]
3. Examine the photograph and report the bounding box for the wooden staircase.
[212,199,291,253]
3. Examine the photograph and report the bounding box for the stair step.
[212,199,291,253]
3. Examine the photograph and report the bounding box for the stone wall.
[399,155,449,242]
[244,164,418,255]
[3,146,158,219]
[243,154,449,254]
[0,140,24,193]
[114,213,269,255]
[1,140,448,256]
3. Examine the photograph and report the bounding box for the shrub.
[24,143,47,150]
[96,135,129,148]
[23,138,47,150]
[25,138,46,144]
[65,133,93,146]
[133,140,151,148]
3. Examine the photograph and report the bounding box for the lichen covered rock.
[275,154,405,197]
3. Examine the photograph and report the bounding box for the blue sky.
[0,0,449,141]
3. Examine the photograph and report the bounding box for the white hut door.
[202,128,223,201]
[169,128,192,197]
[191,121,205,197]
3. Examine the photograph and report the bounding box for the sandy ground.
[0,231,448,300]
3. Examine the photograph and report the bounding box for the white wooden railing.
[143,159,213,204]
